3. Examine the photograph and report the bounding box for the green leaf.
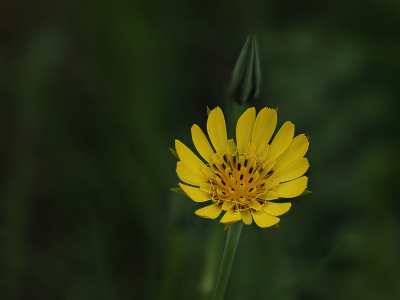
[206,106,211,116]
[170,188,186,195]
[169,148,179,159]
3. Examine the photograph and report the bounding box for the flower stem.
[211,221,243,300]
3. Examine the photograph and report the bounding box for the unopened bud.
[228,35,261,105]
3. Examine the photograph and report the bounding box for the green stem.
[211,221,243,300]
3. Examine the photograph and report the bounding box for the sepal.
[169,148,179,159]
[171,187,186,195]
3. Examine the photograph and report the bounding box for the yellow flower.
[175,107,309,228]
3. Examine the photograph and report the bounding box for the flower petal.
[222,200,235,210]
[255,142,269,159]
[251,108,277,148]
[249,200,262,211]
[259,191,279,200]
[220,210,242,223]
[200,183,214,193]
[251,209,280,228]
[195,203,223,219]
[263,202,291,216]
[227,139,237,154]
[274,134,309,171]
[259,159,276,177]
[179,183,211,202]
[266,121,294,160]
[191,125,214,163]
[176,161,206,186]
[236,107,256,151]
[207,107,228,153]
[275,158,309,182]
[275,176,308,198]
[201,165,216,179]
[175,140,206,171]
[240,210,252,225]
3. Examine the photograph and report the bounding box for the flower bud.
[228,35,261,105]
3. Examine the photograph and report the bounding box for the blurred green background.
[1,0,399,299]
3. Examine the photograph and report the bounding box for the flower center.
[206,150,278,211]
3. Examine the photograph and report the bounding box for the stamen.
[240,174,244,180]
[237,163,241,171]
[221,180,226,186]
[248,167,253,174]
[227,153,234,169]
[244,159,248,167]
[249,177,253,183]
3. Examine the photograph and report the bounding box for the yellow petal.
[259,159,276,177]
[175,140,206,171]
[255,142,269,159]
[227,139,237,154]
[249,200,262,211]
[220,210,242,223]
[240,210,252,225]
[251,209,280,228]
[259,191,279,200]
[275,158,309,182]
[191,125,214,163]
[266,121,294,160]
[179,183,211,202]
[245,143,257,155]
[274,134,309,171]
[195,204,223,219]
[275,176,308,198]
[236,107,256,151]
[176,161,206,186]
[251,108,277,148]
[222,200,234,210]
[263,202,291,216]
[207,107,228,153]
[200,183,214,193]
[201,165,216,179]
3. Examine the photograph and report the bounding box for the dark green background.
[1,1,399,299]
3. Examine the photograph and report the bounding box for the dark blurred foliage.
[1,0,400,299]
